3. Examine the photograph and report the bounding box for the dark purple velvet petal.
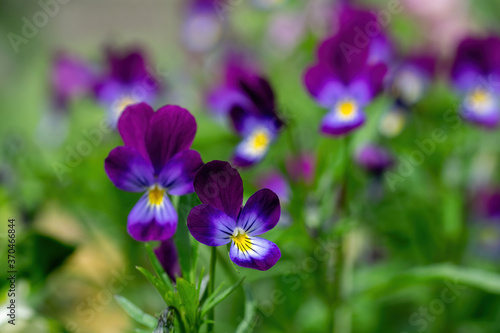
[128,192,178,242]
[187,204,236,246]
[145,105,197,175]
[158,150,204,196]
[238,189,281,236]
[193,160,243,220]
[229,237,281,271]
[117,102,155,162]
[154,238,181,281]
[104,146,155,192]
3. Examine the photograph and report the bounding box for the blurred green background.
[2,0,500,332]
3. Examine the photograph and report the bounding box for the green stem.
[207,246,217,333]
[330,136,352,333]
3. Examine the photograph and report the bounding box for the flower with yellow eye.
[95,48,162,128]
[303,4,388,136]
[451,36,500,128]
[104,103,203,242]
[229,75,283,167]
[188,161,281,271]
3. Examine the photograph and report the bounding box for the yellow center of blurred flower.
[337,100,356,120]
[467,88,493,114]
[252,131,270,150]
[114,95,137,118]
[148,185,165,206]
[231,228,252,253]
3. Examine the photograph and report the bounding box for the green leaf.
[201,277,245,317]
[361,263,500,298]
[236,285,257,333]
[136,266,172,304]
[114,295,157,328]
[145,243,176,294]
[176,277,200,327]
[175,194,197,283]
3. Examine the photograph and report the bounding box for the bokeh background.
[2,0,500,332]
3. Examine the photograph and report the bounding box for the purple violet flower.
[355,144,394,176]
[95,47,161,128]
[104,103,203,242]
[229,74,284,167]
[182,0,223,53]
[450,36,500,128]
[206,54,259,119]
[154,239,182,281]
[389,54,436,107]
[51,52,95,112]
[187,161,281,271]
[257,171,290,204]
[304,26,387,136]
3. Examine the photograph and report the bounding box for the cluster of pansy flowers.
[104,103,282,272]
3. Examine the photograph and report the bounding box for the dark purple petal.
[229,237,280,271]
[145,105,197,175]
[154,239,181,281]
[187,204,235,246]
[128,192,177,242]
[104,146,155,192]
[238,189,280,236]
[207,87,251,118]
[117,103,155,162]
[303,64,344,107]
[193,160,243,220]
[320,107,365,136]
[159,150,203,196]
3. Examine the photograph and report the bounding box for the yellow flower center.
[231,229,252,253]
[249,129,270,152]
[337,100,357,119]
[148,185,165,206]
[114,95,137,118]
[467,88,493,114]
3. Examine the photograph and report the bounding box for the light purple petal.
[229,236,281,271]
[145,105,197,174]
[194,161,243,220]
[320,107,366,136]
[303,64,343,108]
[158,150,204,195]
[187,204,235,246]
[238,189,280,236]
[128,192,177,241]
[117,102,155,162]
[104,146,155,192]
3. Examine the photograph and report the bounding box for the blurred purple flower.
[206,53,259,118]
[154,239,181,281]
[286,153,316,185]
[51,52,95,112]
[473,187,500,221]
[257,171,290,203]
[104,103,203,242]
[450,36,500,128]
[355,144,394,176]
[95,47,161,128]
[389,53,437,107]
[187,161,281,271]
[182,0,223,53]
[303,30,387,136]
[229,75,284,167]
[333,3,394,64]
